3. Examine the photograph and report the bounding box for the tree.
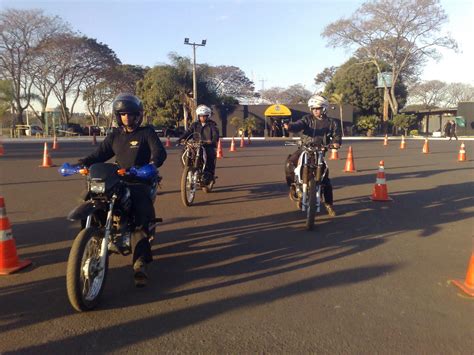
[0,9,70,125]
[47,34,120,123]
[324,57,407,116]
[444,83,474,107]
[314,66,337,86]
[0,79,13,117]
[322,0,457,114]
[329,92,345,137]
[407,80,447,108]
[202,65,254,98]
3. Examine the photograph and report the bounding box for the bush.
[409,129,419,136]
[356,115,380,135]
[393,113,417,136]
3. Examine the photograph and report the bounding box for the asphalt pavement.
[0,138,473,353]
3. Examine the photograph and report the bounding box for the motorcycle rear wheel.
[181,166,196,206]
[67,227,108,312]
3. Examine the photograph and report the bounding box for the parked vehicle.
[58,123,84,136]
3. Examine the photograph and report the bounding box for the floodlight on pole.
[184,38,206,121]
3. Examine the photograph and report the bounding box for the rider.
[283,94,342,217]
[77,93,167,287]
[178,104,220,184]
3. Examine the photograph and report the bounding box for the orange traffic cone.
[92,133,97,145]
[165,136,171,147]
[240,135,245,148]
[458,142,466,162]
[217,139,224,159]
[329,148,339,160]
[370,160,392,201]
[383,134,388,146]
[0,197,32,275]
[229,137,237,152]
[343,146,356,173]
[451,252,474,297]
[422,138,429,154]
[52,135,58,150]
[39,142,55,168]
[400,135,406,149]
[0,141,4,156]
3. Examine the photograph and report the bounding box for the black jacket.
[79,126,167,169]
[287,114,342,145]
[179,120,220,148]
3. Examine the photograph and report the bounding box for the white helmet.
[308,94,329,113]
[196,104,212,118]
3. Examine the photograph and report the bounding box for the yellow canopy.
[264,104,291,116]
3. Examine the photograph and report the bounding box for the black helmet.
[112,93,144,128]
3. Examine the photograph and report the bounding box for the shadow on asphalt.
[1,176,473,351]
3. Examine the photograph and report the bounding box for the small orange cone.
[422,138,429,154]
[0,197,32,275]
[0,141,4,156]
[343,146,356,173]
[370,160,392,201]
[39,142,55,168]
[400,135,406,149]
[240,135,245,148]
[92,133,97,145]
[329,148,339,160]
[383,134,388,146]
[52,135,58,150]
[451,252,474,297]
[229,137,237,152]
[217,139,224,159]
[165,136,171,147]
[458,142,466,162]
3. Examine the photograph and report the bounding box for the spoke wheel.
[181,167,196,206]
[67,227,108,312]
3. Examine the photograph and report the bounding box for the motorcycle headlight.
[90,181,106,194]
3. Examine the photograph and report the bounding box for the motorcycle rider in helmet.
[77,93,167,287]
[283,94,342,217]
[178,104,220,185]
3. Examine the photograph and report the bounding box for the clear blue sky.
[3,0,474,93]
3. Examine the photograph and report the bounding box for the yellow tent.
[264,104,291,117]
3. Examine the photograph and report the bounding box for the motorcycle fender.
[67,201,106,221]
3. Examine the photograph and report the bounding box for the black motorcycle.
[59,162,160,311]
[179,133,216,207]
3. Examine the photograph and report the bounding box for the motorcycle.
[286,139,334,231]
[59,162,161,312]
[179,133,216,207]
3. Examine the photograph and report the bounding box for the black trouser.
[204,146,216,176]
[128,183,154,264]
[285,150,334,205]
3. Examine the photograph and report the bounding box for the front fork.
[85,196,116,270]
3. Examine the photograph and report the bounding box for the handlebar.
[59,162,158,180]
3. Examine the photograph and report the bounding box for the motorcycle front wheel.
[306,179,317,231]
[67,227,108,312]
[181,166,197,206]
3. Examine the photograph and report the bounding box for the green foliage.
[324,57,407,115]
[0,80,13,117]
[409,129,419,136]
[393,113,418,135]
[356,115,380,133]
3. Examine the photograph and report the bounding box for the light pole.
[184,37,206,123]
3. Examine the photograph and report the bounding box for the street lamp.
[184,38,206,122]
